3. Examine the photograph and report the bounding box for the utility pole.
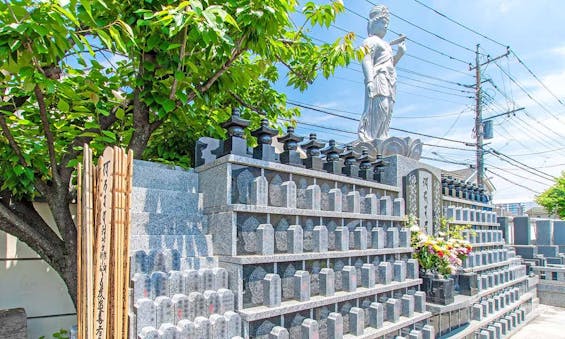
[470,45,510,186]
[474,44,483,186]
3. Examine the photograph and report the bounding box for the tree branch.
[34,85,60,186]
[0,195,65,269]
[0,113,28,168]
[186,34,248,103]
[229,91,264,115]
[169,25,189,100]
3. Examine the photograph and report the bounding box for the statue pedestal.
[350,137,423,160]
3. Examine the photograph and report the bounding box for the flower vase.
[422,274,455,305]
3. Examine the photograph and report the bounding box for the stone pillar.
[354,227,368,250]
[269,326,289,339]
[414,291,426,313]
[377,262,392,285]
[361,264,376,288]
[313,225,328,252]
[263,274,281,307]
[380,196,392,215]
[335,227,349,251]
[329,188,342,212]
[386,228,399,248]
[281,181,297,208]
[393,261,406,282]
[287,225,304,253]
[368,302,384,328]
[346,191,361,213]
[385,298,401,322]
[364,194,379,214]
[305,184,321,210]
[257,224,274,255]
[349,307,365,336]
[393,197,405,216]
[401,294,414,318]
[327,312,343,339]
[249,176,268,206]
[399,229,410,248]
[406,259,419,279]
[342,266,357,292]
[319,268,335,296]
[294,271,310,302]
[371,227,385,249]
[301,319,319,339]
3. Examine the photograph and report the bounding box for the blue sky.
[277,0,565,204]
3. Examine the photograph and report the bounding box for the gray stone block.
[346,191,361,213]
[393,261,406,282]
[305,184,321,210]
[288,225,304,253]
[536,219,553,245]
[249,176,269,206]
[406,259,419,280]
[514,216,532,245]
[371,227,385,249]
[399,229,410,248]
[335,227,349,251]
[320,268,335,296]
[329,188,342,212]
[364,194,379,214]
[368,302,384,328]
[361,264,376,288]
[342,266,357,292]
[354,227,368,250]
[554,220,565,245]
[393,197,405,216]
[386,227,399,248]
[294,271,310,301]
[263,274,281,307]
[139,327,159,339]
[414,291,426,313]
[350,307,365,336]
[313,225,328,252]
[225,311,242,338]
[281,180,297,208]
[177,320,196,337]
[155,296,174,328]
[218,288,235,314]
[194,316,210,338]
[378,262,392,285]
[472,304,482,321]
[269,326,289,339]
[408,330,423,339]
[327,312,343,339]
[385,298,401,322]
[401,294,414,317]
[210,314,227,338]
[380,196,392,215]
[301,319,319,339]
[422,325,435,339]
[257,224,275,255]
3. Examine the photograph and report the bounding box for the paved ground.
[510,305,565,338]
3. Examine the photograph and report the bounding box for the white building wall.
[0,202,76,338]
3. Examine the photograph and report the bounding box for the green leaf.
[57,99,70,112]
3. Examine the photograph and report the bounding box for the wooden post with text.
[77,145,133,338]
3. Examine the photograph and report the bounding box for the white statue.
[358,5,406,141]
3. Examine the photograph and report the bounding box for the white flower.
[409,224,420,232]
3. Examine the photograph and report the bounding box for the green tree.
[536,172,565,219]
[0,0,360,305]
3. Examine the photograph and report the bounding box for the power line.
[420,156,472,167]
[487,148,556,181]
[388,11,476,54]
[404,53,472,77]
[485,162,552,186]
[401,74,474,94]
[486,168,541,194]
[287,101,475,145]
[511,50,565,106]
[411,0,507,48]
[494,60,563,122]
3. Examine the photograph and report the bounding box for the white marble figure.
[358,5,406,141]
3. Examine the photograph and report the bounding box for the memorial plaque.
[404,169,442,234]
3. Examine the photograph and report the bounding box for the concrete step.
[131,187,200,215]
[130,212,206,236]
[133,160,198,192]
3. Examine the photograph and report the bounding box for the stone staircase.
[128,160,240,338]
